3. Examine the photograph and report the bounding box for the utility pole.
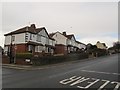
[14,44,17,64]
[9,34,13,64]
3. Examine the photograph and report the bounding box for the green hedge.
[87,48,109,57]
[16,53,33,59]
[31,52,89,66]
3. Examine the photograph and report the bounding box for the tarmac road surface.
[2,54,120,89]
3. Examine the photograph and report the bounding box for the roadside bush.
[16,53,33,59]
[96,49,108,57]
[31,52,89,66]
[86,48,108,57]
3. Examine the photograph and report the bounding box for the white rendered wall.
[4,33,25,45]
[53,32,67,45]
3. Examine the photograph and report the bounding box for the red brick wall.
[2,55,10,64]
[5,44,28,53]
[16,59,31,65]
[54,45,67,55]
[15,44,28,53]
[2,55,31,65]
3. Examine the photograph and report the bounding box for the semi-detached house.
[63,32,86,53]
[49,32,68,55]
[4,24,55,56]
[76,41,86,50]
[96,41,107,50]
[49,31,86,55]
[65,33,78,53]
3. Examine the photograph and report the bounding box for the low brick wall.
[2,55,10,64]
[2,55,31,65]
[15,58,31,65]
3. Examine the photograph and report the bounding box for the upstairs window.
[25,33,28,42]
[30,33,32,40]
[12,36,15,42]
[37,35,41,42]
[33,34,35,37]
[46,38,49,45]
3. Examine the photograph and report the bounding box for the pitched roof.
[76,41,86,45]
[0,46,3,50]
[76,41,80,43]
[4,27,28,36]
[60,31,75,40]
[36,27,55,40]
[65,34,76,41]
[4,24,56,41]
[49,31,67,40]
[4,25,45,36]
[97,41,107,47]
[35,27,45,33]
[49,33,56,37]
[49,32,77,41]
[102,43,107,47]
[66,34,73,39]
[49,37,55,40]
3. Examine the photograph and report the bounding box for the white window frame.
[30,33,32,40]
[12,36,15,42]
[37,35,41,42]
[28,45,32,51]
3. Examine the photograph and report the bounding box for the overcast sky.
[1,2,118,48]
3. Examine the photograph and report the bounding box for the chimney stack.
[63,31,66,36]
[30,24,36,29]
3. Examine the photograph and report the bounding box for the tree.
[113,41,120,48]
[113,41,120,53]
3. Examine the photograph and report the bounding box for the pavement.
[2,54,113,70]
[2,54,120,89]
[2,56,98,70]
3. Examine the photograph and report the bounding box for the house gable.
[71,35,76,41]
[96,41,107,49]
[52,32,67,45]
[37,28,49,38]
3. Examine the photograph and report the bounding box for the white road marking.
[77,78,100,89]
[98,80,110,90]
[81,70,120,76]
[111,81,120,90]
[59,75,120,90]
[59,76,81,85]
[70,77,90,86]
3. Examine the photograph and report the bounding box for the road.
[2,54,120,89]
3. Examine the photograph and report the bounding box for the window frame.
[12,36,15,42]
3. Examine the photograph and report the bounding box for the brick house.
[75,41,86,51]
[49,32,68,55]
[4,24,55,57]
[65,33,78,53]
[96,41,107,50]
[63,32,86,53]
[49,31,86,54]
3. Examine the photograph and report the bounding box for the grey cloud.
[1,2,118,47]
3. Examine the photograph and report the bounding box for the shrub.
[16,53,33,59]
[31,52,89,66]
[96,49,108,57]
